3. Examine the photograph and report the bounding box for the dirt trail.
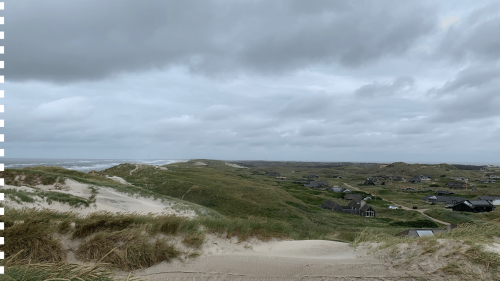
[130,164,140,175]
[344,183,450,226]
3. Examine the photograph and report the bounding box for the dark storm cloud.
[5,0,436,82]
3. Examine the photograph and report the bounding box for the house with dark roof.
[479,179,496,184]
[422,195,466,205]
[418,175,432,181]
[307,175,319,179]
[477,196,500,205]
[321,200,344,212]
[478,196,500,201]
[293,180,309,184]
[451,200,495,213]
[446,181,467,189]
[265,172,281,177]
[436,190,455,196]
[364,179,375,186]
[321,199,375,217]
[407,177,422,183]
[345,194,363,202]
[304,181,329,188]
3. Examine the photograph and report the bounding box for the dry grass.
[354,221,500,280]
[75,229,181,271]
[1,219,66,263]
[3,260,145,281]
[182,232,205,249]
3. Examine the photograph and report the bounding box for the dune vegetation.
[1,160,500,280]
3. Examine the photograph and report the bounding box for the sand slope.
[2,179,195,217]
[132,237,406,281]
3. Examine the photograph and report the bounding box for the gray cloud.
[355,76,415,98]
[439,65,500,93]
[436,3,500,63]
[5,0,436,83]
[4,1,500,164]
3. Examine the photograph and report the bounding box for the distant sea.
[2,158,187,173]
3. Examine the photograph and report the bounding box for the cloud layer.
[3,0,500,163]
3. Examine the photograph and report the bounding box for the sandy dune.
[106,175,132,185]
[225,163,248,169]
[2,179,195,217]
[131,237,405,281]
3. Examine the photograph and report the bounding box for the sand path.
[130,164,140,175]
[133,239,404,281]
[344,183,450,226]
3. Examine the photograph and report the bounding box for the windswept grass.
[76,229,180,271]
[2,219,66,264]
[1,263,143,281]
[2,188,94,207]
[1,209,295,270]
[353,221,500,278]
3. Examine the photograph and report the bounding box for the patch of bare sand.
[224,163,247,169]
[2,179,195,217]
[194,162,207,166]
[484,243,500,255]
[131,238,406,281]
[106,175,132,185]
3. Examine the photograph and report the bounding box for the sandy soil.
[225,163,248,169]
[128,237,411,281]
[2,179,195,217]
[129,164,141,175]
[106,175,132,185]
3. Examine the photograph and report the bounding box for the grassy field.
[99,160,445,241]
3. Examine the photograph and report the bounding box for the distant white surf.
[2,158,187,172]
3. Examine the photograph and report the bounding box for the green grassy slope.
[102,160,437,241]
[0,166,219,217]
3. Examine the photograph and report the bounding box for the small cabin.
[451,200,495,213]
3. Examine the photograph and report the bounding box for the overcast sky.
[3,0,500,163]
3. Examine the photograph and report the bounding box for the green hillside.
[101,160,435,240]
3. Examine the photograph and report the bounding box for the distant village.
[264,171,499,220]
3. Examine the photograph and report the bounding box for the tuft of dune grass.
[76,229,180,271]
[1,219,66,263]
